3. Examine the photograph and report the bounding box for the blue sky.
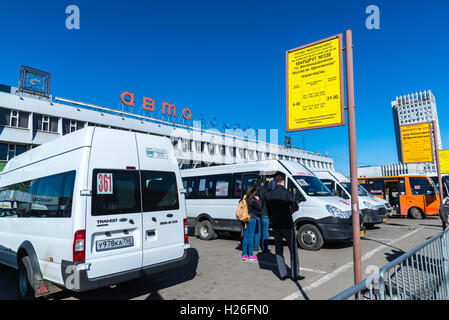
[0,0,448,175]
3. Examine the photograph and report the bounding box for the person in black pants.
[254,177,270,253]
[266,174,304,281]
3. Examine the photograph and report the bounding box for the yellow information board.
[439,150,449,174]
[400,122,434,164]
[286,35,344,132]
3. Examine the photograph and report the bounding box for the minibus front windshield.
[340,182,368,196]
[294,176,332,197]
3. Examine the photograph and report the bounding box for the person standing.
[254,177,270,253]
[266,175,304,281]
[241,186,261,262]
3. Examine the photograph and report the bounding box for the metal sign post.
[286,29,362,288]
[344,29,362,286]
[433,121,444,206]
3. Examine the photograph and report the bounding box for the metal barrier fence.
[330,230,449,300]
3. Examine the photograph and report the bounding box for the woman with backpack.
[241,186,261,262]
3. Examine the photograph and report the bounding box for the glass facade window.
[34,114,58,132]
[0,108,29,128]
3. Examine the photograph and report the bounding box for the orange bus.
[358,175,440,219]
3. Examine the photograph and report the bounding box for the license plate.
[383,218,388,222]
[96,236,134,252]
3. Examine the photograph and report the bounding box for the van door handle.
[147,230,156,237]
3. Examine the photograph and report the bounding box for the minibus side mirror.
[179,188,187,195]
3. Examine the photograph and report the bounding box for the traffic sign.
[439,149,449,174]
[286,34,345,132]
[400,122,434,164]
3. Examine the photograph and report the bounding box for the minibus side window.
[287,178,304,200]
[2,171,76,218]
[399,178,406,195]
[365,179,384,196]
[196,174,232,199]
[182,177,196,199]
[233,174,243,199]
[242,173,259,195]
[141,171,179,212]
[409,177,435,195]
[215,176,231,198]
[92,169,140,216]
[336,184,349,199]
[321,180,336,195]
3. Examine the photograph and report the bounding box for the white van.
[181,160,365,251]
[314,170,390,228]
[0,127,190,299]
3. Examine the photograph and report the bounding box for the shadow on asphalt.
[49,248,199,300]
[256,252,310,300]
[384,249,406,262]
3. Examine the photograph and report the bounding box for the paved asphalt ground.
[0,216,444,300]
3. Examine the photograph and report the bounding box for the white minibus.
[181,160,365,251]
[314,170,390,228]
[0,127,190,299]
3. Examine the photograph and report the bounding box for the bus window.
[182,177,196,199]
[409,177,435,195]
[233,175,243,198]
[242,173,259,195]
[364,178,384,196]
[287,178,299,194]
[336,184,349,199]
[321,179,336,195]
[197,174,232,199]
[398,178,406,195]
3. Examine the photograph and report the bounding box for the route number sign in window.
[97,173,113,194]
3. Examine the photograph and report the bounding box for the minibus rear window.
[141,171,179,212]
[92,169,141,216]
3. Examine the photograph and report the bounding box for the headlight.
[363,201,373,209]
[326,205,347,219]
[384,203,391,209]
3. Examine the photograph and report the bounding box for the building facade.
[0,83,334,171]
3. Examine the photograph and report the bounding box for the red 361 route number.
[97,173,113,194]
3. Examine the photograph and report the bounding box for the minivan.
[0,127,190,299]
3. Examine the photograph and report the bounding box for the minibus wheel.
[197,220,217,240]
[17,256,34,300]
[408,207,424,219]
[297,224,324,251]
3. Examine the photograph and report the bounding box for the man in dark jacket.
[254,178,270,253]
[266,175,304,281]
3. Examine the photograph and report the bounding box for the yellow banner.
[401,123,433,163]
[287,37,343,131]
[439,150,449,174]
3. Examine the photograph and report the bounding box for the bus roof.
[181,159,313,177]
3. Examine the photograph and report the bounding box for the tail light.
[73,230,86,262]
[184,219,189,244]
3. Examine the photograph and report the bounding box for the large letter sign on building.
[286,34,345,132]
[400,122,434,164]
